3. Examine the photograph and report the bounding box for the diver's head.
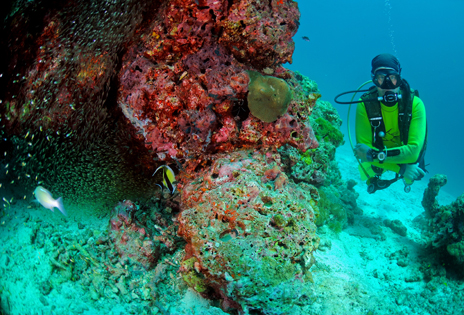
[371,53,402,91]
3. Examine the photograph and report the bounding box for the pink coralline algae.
[218,0,300,67]
[177,149,320,313]
[117,0,314,161]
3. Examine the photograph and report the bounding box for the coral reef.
[0,1,351,313]
[1,0,314,204]
[294,70,319,93]
[422,174,464,268]
[117,0,314,161]
[177,149,319,313]
[282,76,344,187]
[276,71,358,233]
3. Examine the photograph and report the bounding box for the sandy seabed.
[0,144,462,315]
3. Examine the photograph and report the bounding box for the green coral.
[300,149,313,165]
[315,188,347,232]
[261,256,298,286]
[328,221,344,234]
[273,214,287,228]
[247,70,293,122]
[181,258,207,293]
[315,117,344,147]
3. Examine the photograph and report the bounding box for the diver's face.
[377,86,400,96]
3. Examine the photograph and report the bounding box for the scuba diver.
[335,53,427,193]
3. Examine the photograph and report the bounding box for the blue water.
[287,0,464,198]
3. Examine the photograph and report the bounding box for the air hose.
[343,80,373,179]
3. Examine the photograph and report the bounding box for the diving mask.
[371,69,402,89]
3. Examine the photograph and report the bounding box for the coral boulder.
[178,149,319,313]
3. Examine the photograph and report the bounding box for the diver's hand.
[403,163,426,183]
[354,143,372,162]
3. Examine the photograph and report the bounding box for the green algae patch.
[315,117,344,147]
[315,188,347,232]
[301,149,314,166]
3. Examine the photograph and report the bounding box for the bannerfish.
[302,36,310,42]
[33,186,67,216]
[152,165,177,194]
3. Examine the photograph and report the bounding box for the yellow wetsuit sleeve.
[355,96,426,176]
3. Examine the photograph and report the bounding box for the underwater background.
[288,0,464,198]
[1,0,464,314]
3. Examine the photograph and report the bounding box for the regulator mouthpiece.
[379,91,401,104]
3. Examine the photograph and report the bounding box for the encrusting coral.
[117,0,313,161]
[422,174,464,271]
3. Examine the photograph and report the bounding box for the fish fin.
[56,197,67,216]
[152,165,165,177]
[171,181,177,194]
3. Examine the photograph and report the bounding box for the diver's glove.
[400,163,426,184]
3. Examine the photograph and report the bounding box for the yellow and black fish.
[153,165,177,194]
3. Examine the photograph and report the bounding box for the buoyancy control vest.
[360,79,427,175]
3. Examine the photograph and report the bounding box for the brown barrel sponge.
[247,70,293,122]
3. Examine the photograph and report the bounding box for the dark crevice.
[209,9,216,22]
[226,0,234,13]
